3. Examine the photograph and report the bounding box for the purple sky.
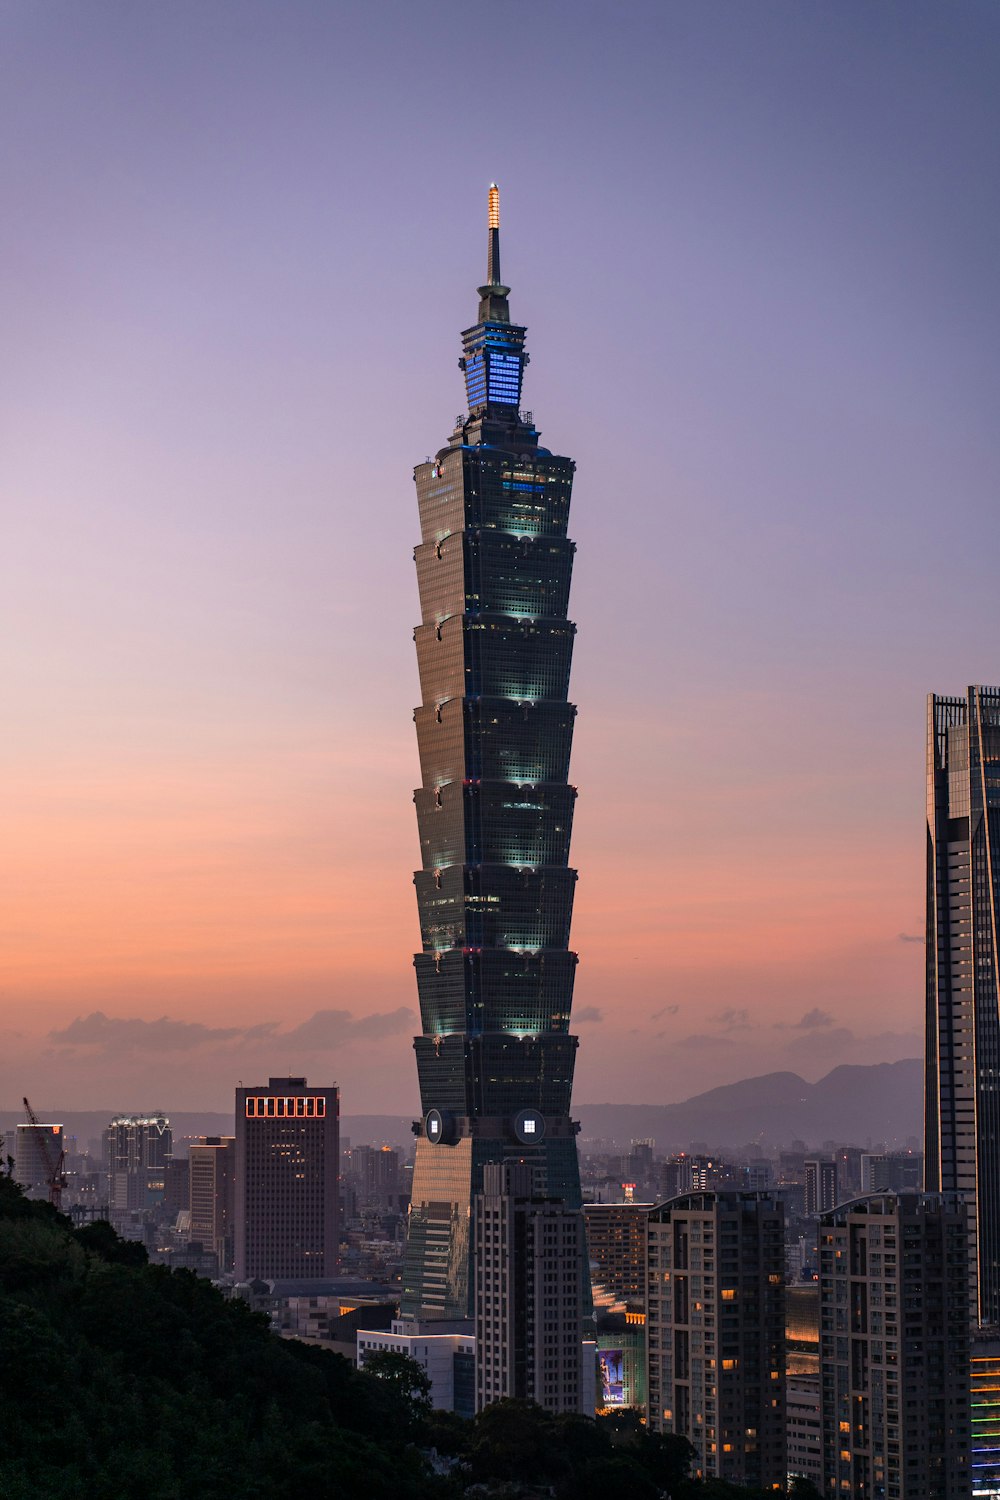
[2,1,999,1113]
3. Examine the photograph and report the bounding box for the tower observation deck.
[401,187,584,1319]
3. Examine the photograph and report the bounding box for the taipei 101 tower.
[402,187,583,1319]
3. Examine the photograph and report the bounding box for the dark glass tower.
[925,686,1000,1326]
[402,186,583,1319]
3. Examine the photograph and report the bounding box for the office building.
[103,1114,172,1221]
[819,1191,970,1498]
[804,1158,838,1217]
[584,1201,651,1304]
[925,686,1000,1325]
[646,1191,786,1489]
[13,1121,64,1201]
[189,1136,236,1272]
[234,1077,339,1281]
[402,185,584,1320]
[474,1162,589,1414]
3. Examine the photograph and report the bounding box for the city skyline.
[4,2,1000,1112]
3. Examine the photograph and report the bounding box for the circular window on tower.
[512,1108,545,1144]
[425,1108,454,1144]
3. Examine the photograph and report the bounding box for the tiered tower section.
[402,187,583,1319]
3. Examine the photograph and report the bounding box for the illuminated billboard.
[599,1348,625,1406]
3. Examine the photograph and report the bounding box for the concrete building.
[235,1078,339,1281]
[14,1122,64,1201]
[819,1191,971,1498]
[474,1161,589,1415]
[189,1136,235,1272]
[804,1158,838,1217]
[646,1190,786,1490]
[357,1321,475,1417]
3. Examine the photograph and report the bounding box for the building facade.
[805,1158,839,1217]
[189,1135,236,1271]
[13,1122,64,1202]
[925,686,1000,1325]
[970,1328,1000,1498]
[584,1201,650,1305]
[357,1322,476,1417]
[234,1077,339,1281]
[402,185,583,1320]
[103,1114,172,1222]
[474,1162,589,1414]
[786,1284,822,1490]
[819,1191,970,1499]
[645,1190,786,1489]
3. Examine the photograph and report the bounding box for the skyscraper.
[925,686,1000,1325]
[819,1191,971,1498]
[188,1135,236,1272]
[13,1121,64,1202]
[474,1162,589,1414]
[103,1113,172,1225]
[234,1077,339,1281]
[402,186,583,1320]
[645,1190,786,1489]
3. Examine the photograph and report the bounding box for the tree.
[360,1349,433,1415]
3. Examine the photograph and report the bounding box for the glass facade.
[402,196,583,1319]
[926,687,1000,1327]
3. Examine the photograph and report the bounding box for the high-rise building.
[645,1191,786,1490]
[189,1136,236,1271]
[804,1158,838,1217]
[234,1077,339,1281]
[13,1122,64,1201]
[474,1162,590,1414]
[785,1285,822,1490]
[819,1191,971,1499]
[925,687,1000,1326]
[402,185,583,1320]
[584,1201,651,1305]
[103,1114,172,1222]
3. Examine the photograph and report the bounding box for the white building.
[357,1320,475,1415]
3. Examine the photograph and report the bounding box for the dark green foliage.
[0,1178,804,1498]
[0,1178,446,1499]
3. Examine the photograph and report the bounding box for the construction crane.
[22,1096,66,1210]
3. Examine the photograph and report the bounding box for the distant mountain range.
[0,1058,922,1155]
[576,1058,923,1151]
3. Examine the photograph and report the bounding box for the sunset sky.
[3,1,999,1113]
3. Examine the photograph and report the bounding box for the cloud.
[709,1007,755,1033]
[274,1008,415,1047]
[49,1012,244,1052]
[794,1007,835,1030]
[573,1006,604,1023]
[898,933,923,944]
[650,1004,680,1020]
[49,1006,416,1055]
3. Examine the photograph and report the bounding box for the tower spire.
[487,182,501,286]
[478,181,510,323]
